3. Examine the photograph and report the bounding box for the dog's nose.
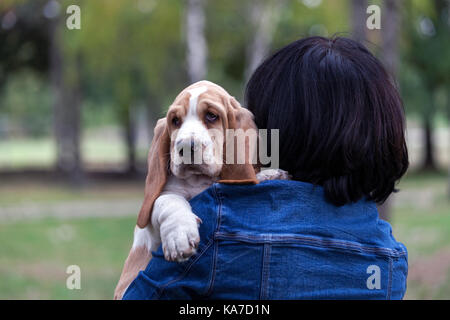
[177,139,196,157]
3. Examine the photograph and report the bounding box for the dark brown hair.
[246,36,409,206]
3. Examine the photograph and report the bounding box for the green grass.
[393,172,450,256]
[0,216,136,299]
[392,172,450,299]
[0,180,143,299]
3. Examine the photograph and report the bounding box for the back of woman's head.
[246,36,409,206]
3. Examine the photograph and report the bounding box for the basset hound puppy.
[114,81,289,300]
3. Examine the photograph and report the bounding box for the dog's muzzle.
[176,138,203,165]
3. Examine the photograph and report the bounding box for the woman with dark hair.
[123,36,408,300]
[246,36,409,206]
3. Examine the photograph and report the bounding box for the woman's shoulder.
[189,179,406,255]
[187,179,407,299]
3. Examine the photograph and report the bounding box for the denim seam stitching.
[204,184,222,297]
[260,243,271,300]
[215,185,224,232]
[259,244,266,299]
[155,238,214,299]
[387,256,393,300]
[214,232,406,258]
[204,241,219,297]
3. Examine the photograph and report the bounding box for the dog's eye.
[172,117,181,127]
[205,112,218,123]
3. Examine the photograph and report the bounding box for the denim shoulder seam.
[214,232,406,258]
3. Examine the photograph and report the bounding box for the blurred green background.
[0,0,449,299]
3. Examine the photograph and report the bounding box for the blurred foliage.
[400,0,450,118]
[0,0,50,82]
[67,0,186,116]
[0,0,448,154]
[0,71,51,136]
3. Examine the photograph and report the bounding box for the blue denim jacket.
[123,180,408,300]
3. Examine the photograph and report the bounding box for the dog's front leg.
[114,194,200,299]
[153,193,201,262]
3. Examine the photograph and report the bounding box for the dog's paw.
[256,169,292,181]
[160,213,201,262]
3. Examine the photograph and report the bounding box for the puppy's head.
[168,81,227,178]
[137,81,258,228]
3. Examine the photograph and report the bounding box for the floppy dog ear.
[137,118,170,228]
[219,97,258,184]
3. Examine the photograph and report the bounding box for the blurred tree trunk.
[116,76,137,175]
[244,0,285,83]
[381,0,401,75]
[418,0,442,173]
[422,111,437,171]
[448,88,450,199]
[351,0,368,43]
[377,0,402,221]
[49,18,83,183]
[124,104,137,174]
[186,0,207,82]
[448,165,450,199]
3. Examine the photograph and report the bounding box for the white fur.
[171,86,222,178]
[152,194,199,261]
[256,168,292,181]
[141,175,213,262]
[132,225,160,251]
[187,86,207,116]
